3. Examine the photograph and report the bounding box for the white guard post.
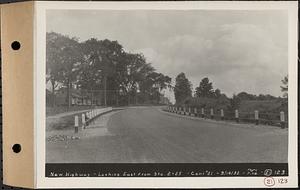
[235,109,239,123]
[74,115,79,133]
[82,113,86,129]
[254,110,259,125]
[221,109,224,120]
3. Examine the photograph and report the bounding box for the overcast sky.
[47,10,288,100]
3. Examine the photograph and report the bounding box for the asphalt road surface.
[46,107,288,163]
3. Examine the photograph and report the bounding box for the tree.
[195,77,214,98]
[228,94,241,111]
[80,38,124,106]
[281,75,288,98]
[174,73,192,104]
[46,31,172,107]
[119,53,150,104]
[46,32,83,108]
[214,88,221,98]
[237,92,256,100]
[139,72,172,104]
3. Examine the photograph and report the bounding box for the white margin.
[34,1,298,188]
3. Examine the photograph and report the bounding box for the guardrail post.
[280,111,285,128]
[201,108,205,118]
[188,107,191,116]
[235,109,239,123]
[82,113,86,129]
[74,115,79,133]
[194,108,197,117]
[210,108,214,119]
[254,110,259,125]
[183,107,186,115]
[221,109,224,120]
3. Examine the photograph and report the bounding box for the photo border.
[35,1,298,188]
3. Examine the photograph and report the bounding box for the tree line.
[46,32,171,107]
[174,72,288,111]
[47,31,288,110]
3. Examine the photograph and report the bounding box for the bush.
[178,96,230,111]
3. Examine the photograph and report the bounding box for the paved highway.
[46,107,288,163]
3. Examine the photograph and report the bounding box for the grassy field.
[240,100,287,113]
[46,105,96,131]
[46,115,75,131]
[177,97,288,127]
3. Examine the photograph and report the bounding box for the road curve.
[46,107,288,163]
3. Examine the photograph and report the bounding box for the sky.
[47,10,288,101]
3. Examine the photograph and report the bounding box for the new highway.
[46,106,288,163]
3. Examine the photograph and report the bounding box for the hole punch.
[11,41,21,50]
[12,144,21,153]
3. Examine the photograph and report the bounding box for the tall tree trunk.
[104,75,107,107]
[90,87,93,107]
[67,79,71,109]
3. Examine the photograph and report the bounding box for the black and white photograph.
[44,4,293,180]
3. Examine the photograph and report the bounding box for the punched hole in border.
[11,41,21,50]
[12,144,21,153]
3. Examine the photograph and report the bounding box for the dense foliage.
[46,32,171,106]
[47,32,288,113]
[174,73,192,104]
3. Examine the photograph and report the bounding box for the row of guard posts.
[167,106,286,128]
[74,107,113,133]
